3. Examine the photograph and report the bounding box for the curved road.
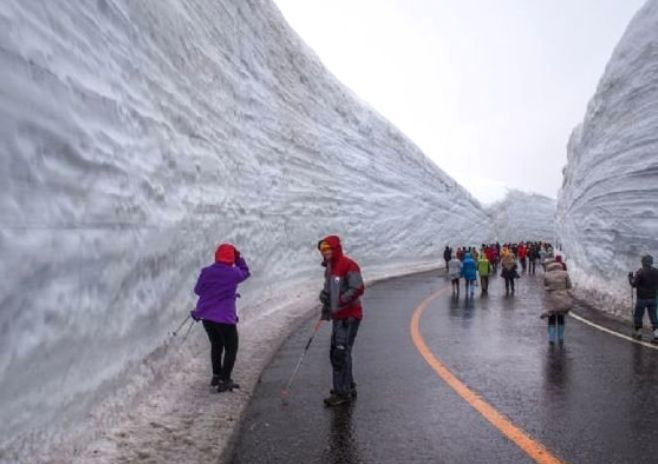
[231,270,658,463]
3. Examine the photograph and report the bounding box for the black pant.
[480,275,489,293]
[529,260,536,275]
[504,276,515,293]
[330,318,360,396]
[203,320,238,381]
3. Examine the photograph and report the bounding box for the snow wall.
[557,0,658,318]
[487,190,557,243]
[0,0,493,458]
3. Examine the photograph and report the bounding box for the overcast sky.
[273,0,646,204]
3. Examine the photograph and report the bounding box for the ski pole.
[280,318,325,405]
[171,314,191,337]
[180,317,196,345]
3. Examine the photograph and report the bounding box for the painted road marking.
[568,312,658,350]
[410,286,566,464]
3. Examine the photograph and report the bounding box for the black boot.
[210,375,221,387]
[217,379,240,392]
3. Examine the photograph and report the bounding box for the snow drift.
[0,0,492,459]
[487,190,557,243]
[557,0,658,318]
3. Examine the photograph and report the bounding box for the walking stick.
[171,314,191,337]
[280,318,325,405]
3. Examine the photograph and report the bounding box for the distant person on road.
[443,246,452,271]
[192,243,250,392]
[448,254,463,295]
[541,261,573,345]
[628,255,658,342]
[518,243,527,273]
[477,254,491,295]
[528,244,538,275]
[500,248,519,295]
[462,252,477,298]
[318,235,364,407]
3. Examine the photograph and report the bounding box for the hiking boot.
[210,375,221,387]
[324,394,351,407]
[330,382,357,399]
[217,379,240,392]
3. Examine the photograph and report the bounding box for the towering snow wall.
[487,190,557,243]
[557,0,658,318]
[0,0,492,457]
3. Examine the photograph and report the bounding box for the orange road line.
[410,286,566,464]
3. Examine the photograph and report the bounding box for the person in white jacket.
[448,256,463,295]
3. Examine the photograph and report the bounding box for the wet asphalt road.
[231,270,658,464]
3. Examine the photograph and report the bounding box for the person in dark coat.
[628,254,658,342]
[192,243,250,392]
[443,246,452,271]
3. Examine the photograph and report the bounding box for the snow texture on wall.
[557,0,658,318]
[487,190,557,243]
[0,0,492,458]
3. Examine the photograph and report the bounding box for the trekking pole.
[280,318,325,405]
[179,317,196,345]
[171,314,191,337]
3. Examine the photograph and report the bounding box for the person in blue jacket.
[461,252,477,298]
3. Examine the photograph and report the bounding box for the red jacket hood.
[321,235,344,265]
[215,243,236,265]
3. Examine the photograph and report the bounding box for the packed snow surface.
[0,0,493,460]
[557,0,658,318]
[487,190,557,243]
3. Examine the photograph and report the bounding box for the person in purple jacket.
[191,243,250,392]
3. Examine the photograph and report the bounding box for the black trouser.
[480,275,489,293]
[330,318,360,397]
[203,320,238,381]
[529,260,536,275]
[504,276,515,293]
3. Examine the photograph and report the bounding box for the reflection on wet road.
[232,271,658,463]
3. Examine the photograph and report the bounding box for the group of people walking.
[444,241,575,345]
[444,241,557,297]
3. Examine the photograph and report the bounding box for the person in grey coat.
[541,264,572,345]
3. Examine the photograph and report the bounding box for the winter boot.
[217,379,240,392]
[210,375,221,387]
[324,393,351,407]
[330,382,357,399]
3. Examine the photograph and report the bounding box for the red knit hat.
[215,243,235,265]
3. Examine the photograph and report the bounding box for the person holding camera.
[628,255,658,342]
[191,243,251,392]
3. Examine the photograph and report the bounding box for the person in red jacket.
[318,235,364,406]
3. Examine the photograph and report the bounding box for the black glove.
[319,290,329,305]
[320,306,331,321]
[234,249,241,261]
[190,310,200,322]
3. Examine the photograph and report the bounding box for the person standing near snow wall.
[318,235,364,407]
[541,263,572,345]
[628,255,658,342]
[191,243,251,392]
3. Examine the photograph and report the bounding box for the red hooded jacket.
[320,235,364,320]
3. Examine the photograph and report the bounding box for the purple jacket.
[193,257,250,324]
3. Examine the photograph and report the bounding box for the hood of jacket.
[321,235,344,265]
